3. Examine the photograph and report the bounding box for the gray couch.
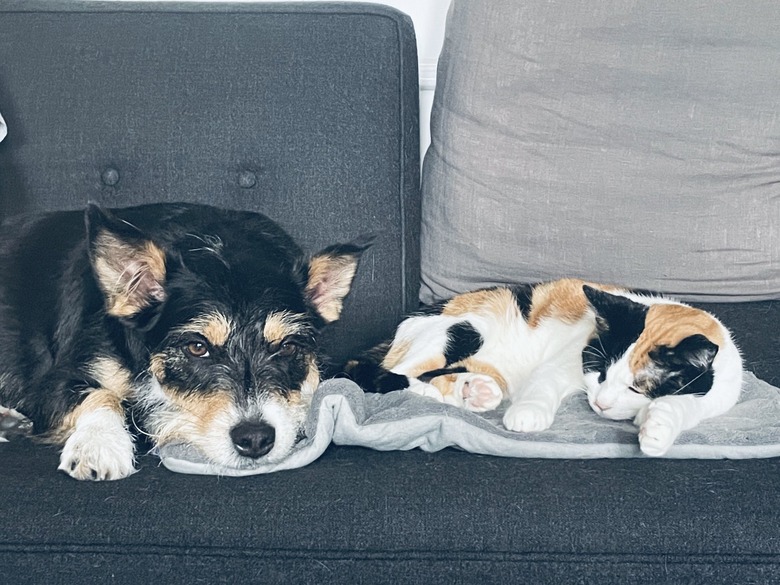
[1,2,779,584]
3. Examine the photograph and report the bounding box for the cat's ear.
[583,285,644,319]
[653,334,719,369]
[86,204,167,328]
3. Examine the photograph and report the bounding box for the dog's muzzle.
[229,420,276,459]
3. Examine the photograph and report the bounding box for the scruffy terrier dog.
[0,203,368,480]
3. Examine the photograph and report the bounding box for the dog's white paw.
[503,401,555,433]
[407,380,445,402]
[456,374,503,413]
[636,399,683,457]
[58,408,136,481]
[0,405,32,441]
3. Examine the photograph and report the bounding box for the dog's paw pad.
[458,374,502,412]
[58,410,136,481]
[503,402,554,433]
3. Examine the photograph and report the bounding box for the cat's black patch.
[444,322,483,365]
[582,286,649,381]
[509,283,534,321]
[419,366,468,383]
[341,359,411,393]
[374,371,413,393]
[646,334,718,398]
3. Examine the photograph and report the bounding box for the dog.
[0,202,368,480]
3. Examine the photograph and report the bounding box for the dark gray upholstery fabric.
[3,439,780,585]
[0,0,420,365]
[1,3,779,584]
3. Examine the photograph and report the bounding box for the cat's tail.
[338,340,410,393]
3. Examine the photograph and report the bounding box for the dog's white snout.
[230,420,275,459]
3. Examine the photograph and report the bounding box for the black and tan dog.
[0,203,368,480]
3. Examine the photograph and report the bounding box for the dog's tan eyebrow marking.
[177,312,234,347]
[263,311,306,344]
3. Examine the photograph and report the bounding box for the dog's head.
[87,203,368,468]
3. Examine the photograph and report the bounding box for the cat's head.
[581,285,720,420]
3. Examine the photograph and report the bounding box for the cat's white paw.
[456,374,503,413]
[636,399,684,457]
[503,401,555,433]
[407,380,445,403]
[58,408,136,481]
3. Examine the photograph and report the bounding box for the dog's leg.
[52,358,137,480]
[56,388,136,481]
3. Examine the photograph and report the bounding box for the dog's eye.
[276,341,297,358]
[184,341,210,358]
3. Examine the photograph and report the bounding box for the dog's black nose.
[230,421,276,459]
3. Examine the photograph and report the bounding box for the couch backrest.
[0,1,420,365]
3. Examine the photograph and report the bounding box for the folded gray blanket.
[159,371,780,476]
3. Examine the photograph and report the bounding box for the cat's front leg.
[634,395,701,457]
[406,379,447,403]
[503,362,583,432]
[441,373,503,413]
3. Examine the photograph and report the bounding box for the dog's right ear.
[86,204,167,324]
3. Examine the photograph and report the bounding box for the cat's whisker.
[671,369,708,396]
[582,347,606,360]
[595,335,608,358]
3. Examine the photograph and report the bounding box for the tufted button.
[101,167,120,187]
[237,170,257,189]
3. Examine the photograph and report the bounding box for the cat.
[344,279,743,456]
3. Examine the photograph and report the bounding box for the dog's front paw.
[58,409,136,481]
[456,374,503,413]
[637,399,683,457]
[503,401,554,433]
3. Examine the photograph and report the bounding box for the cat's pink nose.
[595,399,612,412]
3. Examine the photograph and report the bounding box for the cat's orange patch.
[428,360,507,398]
[458,358,508,393]
[429,373,459,396]
[382,339,412,370]
[630,304,724,373]
[442,288,519,319]
[527,279,589,327]
[406,356,448,379]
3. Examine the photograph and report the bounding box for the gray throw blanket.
[159,372,780,476]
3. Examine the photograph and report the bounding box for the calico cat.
[345,279,743,456]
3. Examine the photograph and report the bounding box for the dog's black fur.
[0,203,367,480]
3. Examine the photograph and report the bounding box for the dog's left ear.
[305,236,373,323]
[86,204,167,324]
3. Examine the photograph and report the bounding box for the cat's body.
[345,279,743,456]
